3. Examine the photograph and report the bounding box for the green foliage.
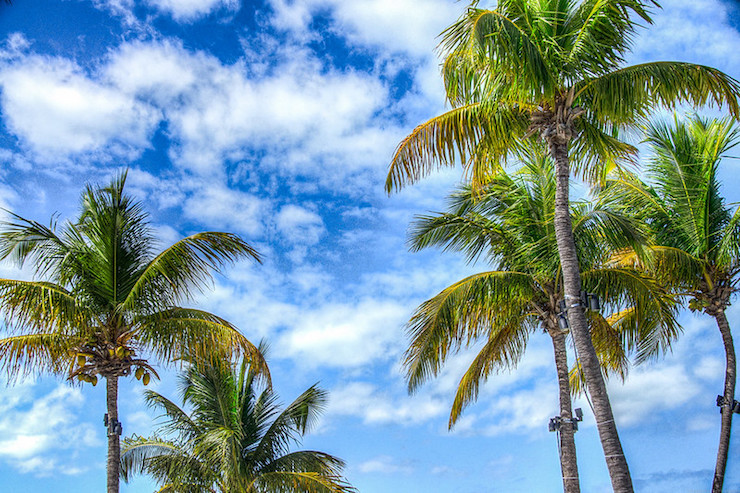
[403,149,678,425]
[0,170,268,383]
[121,354,355,493]
[386,0,740,193]
[605,114,740,299]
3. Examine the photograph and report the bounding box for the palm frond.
[0,333,75,379]
[385,103,529,193]
[578,62,740,123]
[137,308,270,384]
[403,270,537,393]
[448,314,531,428]
[123,232,262,312]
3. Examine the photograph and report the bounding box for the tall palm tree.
[385,2,740,490]
[607,115,740,492]
[120,352,355,493]
[404,153,677,493]
[0,171,267,493]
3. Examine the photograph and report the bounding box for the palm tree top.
[121,353,356,493]
[0,170,268,382]
[386,0,740,193]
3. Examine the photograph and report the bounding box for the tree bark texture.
[712,309,736,493]
[549,140,634,493]
[550,329,581,493]
[106,375,120,493]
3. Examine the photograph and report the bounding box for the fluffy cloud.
[145,0,240,21]
[327,381,447,425]
[0,382,100,476]
[0,54,160,163]
[268,0,463,57]
[277,298,409,367]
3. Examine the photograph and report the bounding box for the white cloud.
[608,364,702,426]
[327,381,447,425]
[183,183,268,236]
[0,55,160,163]
[277,298,409,368]
[145,0,240,21]
[268,0,463,57]
[357,455,414,474]
[275,204,325,245]
[0,382,100,476]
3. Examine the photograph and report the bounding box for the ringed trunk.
[549,140,634,493]
[712,308,736,493]
[550,328,581,493]
[106,375,120,493]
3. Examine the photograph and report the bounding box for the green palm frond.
[403,270,537,393]
[440,5,556,101]
[123,232,262,312]
[448,313,531,428]
[143,390,200,440]
[577,62,740,123]
[137,308,270,383]
[0,279,92,335]
[121,357,352,492]
[253,385,327,463]
[385,103,530,193]
[250,470,356,493]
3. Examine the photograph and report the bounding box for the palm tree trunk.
[106,375,120,493]
[549,140,633,493]
[550,329,580,493]
[712,308,736,493]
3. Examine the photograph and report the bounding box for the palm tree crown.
[121,353,355,493]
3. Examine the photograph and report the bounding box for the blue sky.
[0,1,739,492]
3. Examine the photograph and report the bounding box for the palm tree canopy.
[386,0,740,192]
[403,151,678,424]
[606,114,740,301]
[0,170,268,383]
[121,353,355,493]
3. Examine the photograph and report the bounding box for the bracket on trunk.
[716,395,740,414]
[103,413,123,435]
[549,408,584,432]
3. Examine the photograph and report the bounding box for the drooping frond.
[0,279,92,335]
[448,313,531,428]
[385,103,530,193]
[250,470,356,493]
[136,308,270,384]
[0,332,75,379]
[403,270,537,393]
[577,62,740,124]
[123,232,262,312]
[582,266,680,362]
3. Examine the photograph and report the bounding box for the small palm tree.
[121,351,355,493]
[404,152,677,493]
[385,2,739,490]
[0,171,267,493]
[607,115,740,492]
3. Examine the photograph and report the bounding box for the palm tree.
[404,152,677,493]
[120,352,355,493]
[607,115,740,492]
[0,171,268,493]
[385,2,740,490]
